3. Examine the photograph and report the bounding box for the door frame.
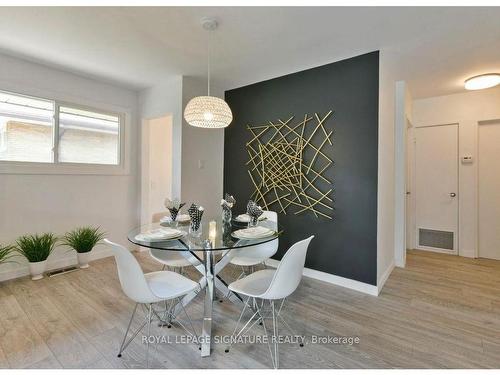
[477,119,500,259]
[406,122,416,251]
[412,123,459,255]
[394,81,412,268]
[140,114,173,228]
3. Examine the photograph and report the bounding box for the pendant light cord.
[207,28,211,96]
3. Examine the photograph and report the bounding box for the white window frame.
[0,89,129,175]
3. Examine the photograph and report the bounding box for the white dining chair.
[225,235,314,369]
[149,212,202,274]
[104,239,199,367]
[229,210,279,277]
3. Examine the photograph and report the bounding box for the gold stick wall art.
[246,110,334,219]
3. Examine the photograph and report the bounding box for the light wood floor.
[0,249,499,369]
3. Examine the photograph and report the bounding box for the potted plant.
[0,243,15,266]
[63,226,105,269]
[16,233,58,280]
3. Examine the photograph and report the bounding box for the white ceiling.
[0,7,499,98]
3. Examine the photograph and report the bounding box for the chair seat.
[228,269,275,298]
[230,255,266,267]
[150,249,202,267]
[145,271,199,300]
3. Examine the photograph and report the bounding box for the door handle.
[450,192,456,197]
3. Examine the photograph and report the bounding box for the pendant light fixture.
[184,18,233,129]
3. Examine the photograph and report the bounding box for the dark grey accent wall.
[224,51,379,285]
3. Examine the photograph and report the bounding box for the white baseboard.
[394,252,406,268]
[459,249,477,258]
[0,247,113,282]
[415,246,457,255]
[265,259,379,296]
[377,260,395,294]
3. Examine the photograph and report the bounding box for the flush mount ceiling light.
[464,73,500,90]
[184,18,233,129]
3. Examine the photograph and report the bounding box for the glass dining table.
[127,216,281,357]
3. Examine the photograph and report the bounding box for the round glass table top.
[127,216,281,251]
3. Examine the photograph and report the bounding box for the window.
[0,90,122,167]
[0,92,54,163]
[59,106,120,165]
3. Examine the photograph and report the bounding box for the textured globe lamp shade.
[184,95,233,128]
[184,18,233,129]
[464,73,500,90]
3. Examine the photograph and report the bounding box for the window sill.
[0,161,130,176]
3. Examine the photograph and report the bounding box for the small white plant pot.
[29,260,47,281]
[77,252,92,269]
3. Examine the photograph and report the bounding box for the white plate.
[232,226,275,240]
[160,214,190,223]
[135,229,186,242]
[176,214,191,223]
[234,213,267,223]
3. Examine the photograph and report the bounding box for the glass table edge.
[127,225,282,252]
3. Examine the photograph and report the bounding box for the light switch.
[198,160,205,169]
[461,155,473,164]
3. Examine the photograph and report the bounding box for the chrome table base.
[175,241,243,357]
[201,243,214,357]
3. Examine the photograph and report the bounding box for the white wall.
[181,76,224,219]
[148,115,173,217]
[412,86,500,258]
[138,76,225,221]
[138,76,183,200]
[376,50,397,290]
[0,53,140,280]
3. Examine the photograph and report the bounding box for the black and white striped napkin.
[225,194,236,206]
[221,193,236,214]
[246,200,263,224]
[164,198,185,221]
[188,203,204,231]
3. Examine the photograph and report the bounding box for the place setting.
[134,227,186,242]
[160,214,190,225]
[232,200,266,224]
[233,213,268,224]
[231,200,277,240]
[160,198,191,225]
[231,225,277,240]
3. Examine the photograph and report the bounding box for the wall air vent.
[419,228,454,250]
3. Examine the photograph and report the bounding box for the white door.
[478,121,500,260]
[406,124,415,250]
[415,124,458,253]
